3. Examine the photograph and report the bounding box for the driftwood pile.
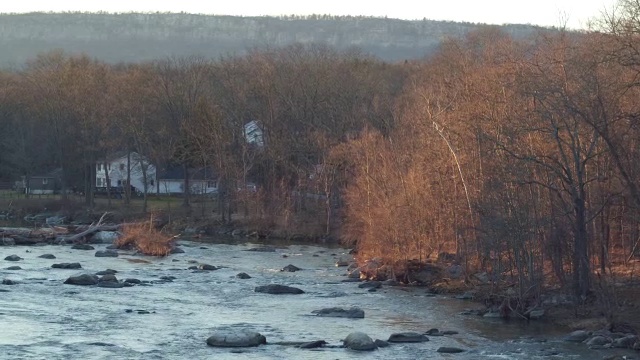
[0,213,121,245]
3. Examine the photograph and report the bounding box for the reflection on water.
[0,240,635,359]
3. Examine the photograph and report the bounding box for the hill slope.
[0,12,547,66]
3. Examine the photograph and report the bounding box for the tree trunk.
[105,161,112,208]
[140,159,148,213]
[182,163,190,209]
[125,151,131,205]
[573,196,590,300]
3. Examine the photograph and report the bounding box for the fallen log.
[65,212,110,243]
[0,227,33,236]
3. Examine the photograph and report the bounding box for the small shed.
[27,168,62,195]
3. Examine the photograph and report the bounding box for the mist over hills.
[0,12,549,67]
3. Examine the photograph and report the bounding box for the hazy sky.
[0,0,620,29]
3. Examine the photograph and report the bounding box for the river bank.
[1,234,639,359]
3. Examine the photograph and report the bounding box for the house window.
[207,181,216,188]
[97,164,102,171]
[150,179,154,186]
[117,180,122,186]
[119,163,125,171]
[42,178,49,185]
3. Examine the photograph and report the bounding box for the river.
[0,239,632,359]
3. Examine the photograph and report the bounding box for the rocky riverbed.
[1,238,638,359]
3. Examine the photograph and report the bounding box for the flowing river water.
[0,239,633,359]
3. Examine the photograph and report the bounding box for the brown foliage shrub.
[114,221,174,257]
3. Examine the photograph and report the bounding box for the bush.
[114,220,174,256]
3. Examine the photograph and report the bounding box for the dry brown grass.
[114,219,174,257]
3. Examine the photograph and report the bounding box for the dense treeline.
[2,1,640,305]
[0,12,544,66]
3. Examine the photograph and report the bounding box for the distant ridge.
[0,12,548,67]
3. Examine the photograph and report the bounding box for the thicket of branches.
[2,2,640,299]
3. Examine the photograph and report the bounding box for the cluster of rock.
[205,328,464,353]
[564,329,640,351]
[63,271,144,289]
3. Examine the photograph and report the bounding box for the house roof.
[100,151,148,163]
[158,166,217,181]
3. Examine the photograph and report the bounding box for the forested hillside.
[0,12,545,66]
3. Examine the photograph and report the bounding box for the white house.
[96,151,157,194]
[244,120,264,147]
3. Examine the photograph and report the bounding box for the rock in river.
[198,264,218,271]
[299,340,327,349]
[170,247,185,254]
[358,281,382,289]
[236,272,251,279]
[388,332,429,343]
[52,263,82,269]
[311,307,364,319]
[72,244,95,250]
[343,332,377,351]
[38,254,56,259]
[281,264,302,272]
[64,274,98,286]
[5,266,21,270]
[4,255,22,261]
[254,284,304,294]
[95,250,119,258]
[95,269,117,275]
[437,347,465,353]
[206,329,266,347]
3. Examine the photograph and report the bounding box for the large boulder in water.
[388,332,429,343]
[64,274,98,286]
[4,255,22,261]
[311,307,364,318]
[206,330,266,347]
[95,250,119,258]
[343,332,377,351]
[254,284,304,294]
